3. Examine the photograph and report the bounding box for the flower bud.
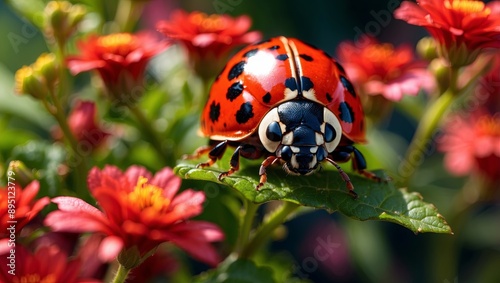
[15,66,48,99]
[429,58,450,93]
[14,53,59,99]
[416,37,438,61]
[44,1,86,45]
[8,160,36,188]
[33,53,59,91]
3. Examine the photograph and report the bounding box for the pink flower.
[336,37,434,101]
[439,113,500,182]
[44,165,224,266]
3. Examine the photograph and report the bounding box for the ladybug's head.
[258,101,342,175]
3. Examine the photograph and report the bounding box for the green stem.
[47,44,89,197]
[111,264,131,283]
[399,67,459,185]
[240,201,300,259]
[126,103,169,164]
[236,200,259,254]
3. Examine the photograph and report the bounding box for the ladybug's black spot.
[209,101,221,122]
[301,76,314,91]
[338,102,354,123]
[224,122,227,128]
[276,54,289,61]
[299,54,313,61]
[226,81,244,101]
[243,48,259,58]
[262,92,272,103]
[340,76,357,98]
[335,61,346,74]
[268,45,280,50]
[228,61,246,80]
[326,92,332,102]
[236,102,254,124]
[285,77,297,91]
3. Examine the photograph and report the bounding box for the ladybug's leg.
[325,157,357,199]
[257,156,280,190]
[219,144,263,181]
[193,140,228,168]
[351,146,383,182]
[332,145,383,182]
[182,145,213,160]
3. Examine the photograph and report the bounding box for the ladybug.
[188,36,380,198]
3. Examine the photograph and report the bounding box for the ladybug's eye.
[322,108,342,153]
[324,123,337,143]
[266,122,282,142]
[258,108,283,153]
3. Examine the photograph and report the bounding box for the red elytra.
[201,36,365,143]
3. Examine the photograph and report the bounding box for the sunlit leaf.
[175,161,452,234]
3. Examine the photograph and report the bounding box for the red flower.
[157,10,261,59]
[157,10,261,78]
[52,100,109,149]
[0,181,49,239]
[336,37,434,102]
[44,165,224,266]
[0,244,100,283]
[67,32,169,102]
[395,0,500,66]
[438,112,500,182]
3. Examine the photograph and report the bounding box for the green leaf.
[174,162,452,234]
[195,257,276,283]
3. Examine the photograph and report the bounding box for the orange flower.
[52,100,109,149]
[395,0,500,66]
[336,37,434,102]
[44,165,224,266]
[0,244,100,283]
[157,10,261,78]
[0,181,49,239]
[67,33,169,103]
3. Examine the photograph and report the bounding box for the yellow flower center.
[128,176,170,211]
[476,115,500,136]
[190,12,225,32]
[97,33,137,55]
[444,0,490,15]
[364,43,396,64]
[14,273,56,283]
